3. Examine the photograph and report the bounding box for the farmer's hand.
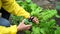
[32,17,39,24]
[28,16,39,24]
[17,20,31,31]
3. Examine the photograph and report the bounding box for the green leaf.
[40,28,46,34]
[56,15,60,18]
[25,0,31,3]
[55,27,60,34]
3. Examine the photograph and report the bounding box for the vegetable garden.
[10,0,60,34]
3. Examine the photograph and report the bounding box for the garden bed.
[10,0,60,34]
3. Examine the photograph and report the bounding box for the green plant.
[10,0,60,34]
[10,15,24,25]
[31,9,57,22]
[55,27,60,34]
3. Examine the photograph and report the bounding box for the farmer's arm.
[0,25,17,34]
[0,0,2,9]
[0,20,31,34]
[1,0,30,18]
[1,0,39,23]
